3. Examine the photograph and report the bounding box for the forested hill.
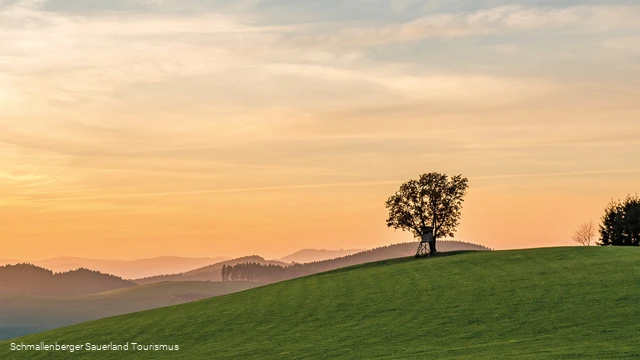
[134,256,288,285]
[0,264,136,296]
[224,241,491,283]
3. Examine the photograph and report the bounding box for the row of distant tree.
[221,263,289,282]
[573,195,640,246]
[221,262,337,283]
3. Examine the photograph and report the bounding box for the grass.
[0,281,261,341]
[1,247,639,359]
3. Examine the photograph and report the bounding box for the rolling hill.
[135,241,489,285]
[279,249,364,263]
[0,264,136,296]
[4,247,637,359]
[0,281,261,341]
[30,256,229,280]
[222,241,491,283]
[0,260,19,266]
[134,256,288,285]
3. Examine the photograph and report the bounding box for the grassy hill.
[0,281,261,341]
[1,247,638,359]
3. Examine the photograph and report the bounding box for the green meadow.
[2,247,638,359]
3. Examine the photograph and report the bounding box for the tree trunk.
[429,240,437,255]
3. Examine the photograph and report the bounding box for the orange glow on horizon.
[1,1,639,261]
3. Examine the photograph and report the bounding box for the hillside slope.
[0,281,261,341]
[2,247,638,359]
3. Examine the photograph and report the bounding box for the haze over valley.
[0,241,488,340]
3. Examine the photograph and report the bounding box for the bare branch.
[572,221,596,246]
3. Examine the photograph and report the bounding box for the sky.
[1,0,639,260]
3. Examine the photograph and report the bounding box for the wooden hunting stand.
[416,227,434,257]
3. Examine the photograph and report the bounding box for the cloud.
[291,5,640,48]
[389,0,418,14]
[0,171,50,185]
[264,63,557,106]
[15,167,640,204]
[602,36,640,60]
[2,1,637,116]
[1,0,638,205]
[0,0,300,110]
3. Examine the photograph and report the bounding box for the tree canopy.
[385,173,469,252]
[599,195,640,246]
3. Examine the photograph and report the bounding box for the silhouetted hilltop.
[0,264,136,296]
[280,249,364,264]
[134,256,287,285]
[0,259,19,266]
[32,256,228,279]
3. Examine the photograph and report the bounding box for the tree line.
[574,195,640,246]
[221,262,335,283]
[221,263,289,283]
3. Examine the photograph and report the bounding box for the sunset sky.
[1,0,639,261]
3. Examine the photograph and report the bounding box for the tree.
[599,195,640,246]
[221,265,229,282]
[385,172,469,255]
[572,221,596,246]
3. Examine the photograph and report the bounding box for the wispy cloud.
[13,167,640,204]
[1,0,639,258]
[0,171,51,186]
[288,5,640,48]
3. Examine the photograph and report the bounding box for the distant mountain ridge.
[136,241,490,285]
[3,242,490,286]
[280,249,364,264]
[3,256,229,280]
[0,264,136,296]
[222,241,492,283]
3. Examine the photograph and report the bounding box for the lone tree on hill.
[599,195,640,246]
[385,172,469,256]
[572,221,596,246]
